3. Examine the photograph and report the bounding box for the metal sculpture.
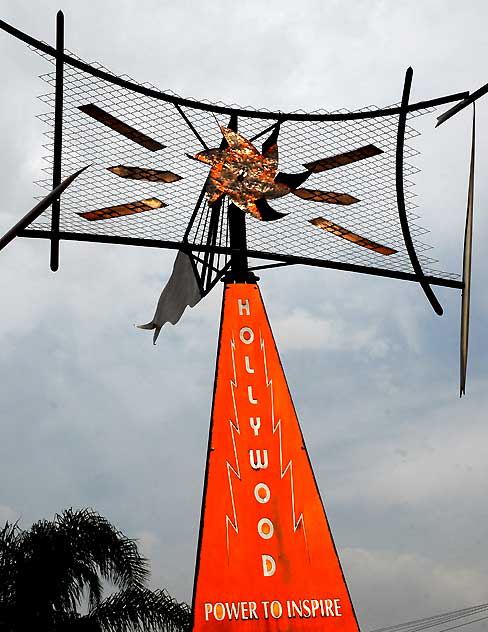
[0,11,485,631]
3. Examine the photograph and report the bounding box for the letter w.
[225,603,240,619]
[249,449,268,470]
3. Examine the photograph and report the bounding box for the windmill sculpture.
[0,11,484,631]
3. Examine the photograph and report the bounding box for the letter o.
[257,518,274,540]
[239,327,254,344]
[254,483,271,504]
[271,601,282,618]
[214,603,225,621]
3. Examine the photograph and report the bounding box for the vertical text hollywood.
[233,296,278,576]
[204,598,343,621]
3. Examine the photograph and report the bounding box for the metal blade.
[274,171,311,189]
[78,197,165,221]
[0,165,89,252]
[79,104,165,151]
[309,217,396,255]
[108,166,182,182]
[253,197,287,221]
[293,189,359,205]
[460,105,476,396]
[304,144,383,173]
[262,122,280,162]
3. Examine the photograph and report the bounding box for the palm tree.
[0,508,191,632]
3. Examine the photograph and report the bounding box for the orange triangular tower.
[192,281,360,632]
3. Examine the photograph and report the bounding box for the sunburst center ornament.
[192,126,288,220]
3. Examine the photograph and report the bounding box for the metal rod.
[460,104,476,396]
[0,166,88,253]
[50,10,64,272]
[437,80,487,127]
[227,203,253,281]
[18,228,464,290]
[0,17,469,122]
[396,67,443,315]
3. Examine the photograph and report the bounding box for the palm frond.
[86,587,191,632]
[55,509,149,590]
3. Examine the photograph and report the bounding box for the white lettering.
[284,599,342,619]
[262,554,276,577]
[334,599,342,616]
[214,603,225,621]
[250,449,268,470]
[239,327,254,344]
[238,299,250,316]
[249,602,258,619]
[270,601,282,618]
[257,517,274,540]
[240,602,249,620]
[254,482,271,503]
[204,603,212,621]
[248,385,258,404]
[244,355,255,374]
[250,416,261,436]
[261,601,270,619]
[225,603,239,620]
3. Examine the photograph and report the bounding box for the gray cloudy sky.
[0,0,488,629]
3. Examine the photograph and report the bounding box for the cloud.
[342,547,488,629]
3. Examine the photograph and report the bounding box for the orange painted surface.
[192,283,360,632]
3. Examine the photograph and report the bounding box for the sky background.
[0,0,488,629]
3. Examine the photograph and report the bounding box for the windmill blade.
[261,122,280,164]
[304,144,383,173]
[78,197,165,221]
[253,197,287,221]
[189,149,221,165]
[293,189,359,205]
[78,104,165,151]
[108,166,182,182]
[309,216,396,255]
[221,113,238,145]
[0,165,89,253]
[274,170,311,189]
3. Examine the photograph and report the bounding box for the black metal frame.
[0,17,469,122]
[50,10,64,272]
[0,15,473,299]
[19,228,463,289]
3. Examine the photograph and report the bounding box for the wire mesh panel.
[30,48,457,282]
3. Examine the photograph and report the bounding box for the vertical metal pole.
[227,203,254,282]
[50,10,64,272]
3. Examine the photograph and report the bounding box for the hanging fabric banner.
[191,282,360,632]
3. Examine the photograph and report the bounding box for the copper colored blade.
[293,189,359,205]
[78,198,165,221]
[304,144,383,173]
[254,197,287,221]
[79,104,165,151]
[309,217,397,255]
[108,166,182,182]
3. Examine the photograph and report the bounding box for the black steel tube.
[50,10,64,272]
[17,228,463,290]
[396,68,443,315]
[227,203,253,281]
[0,166,88,253]
[0,17,469,122]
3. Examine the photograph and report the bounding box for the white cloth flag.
[138,251,202,344]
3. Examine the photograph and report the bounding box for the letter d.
[262,554,276,577]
